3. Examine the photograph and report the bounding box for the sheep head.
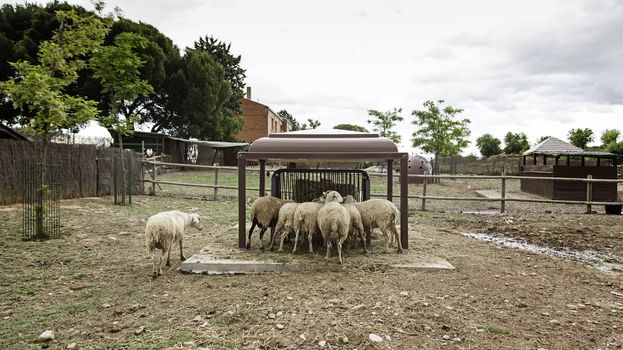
[324,190,343,204]
[190,213,204,231]
[344,195,357,204]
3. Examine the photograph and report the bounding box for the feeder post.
[387,159,393,201]
[238,154,247,249]
[400,154,408,250]
[259,159,266,196]
[586,175,592,214]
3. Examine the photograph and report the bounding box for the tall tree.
[411,100,471,174]
[301,118,320,130]
[503,132,530,154]
[194,35,245,115]
[367,108,403,143]
[567,128,594,149]
[0,4,109,236]
[278,109,299,131]
[90,32,153,205]
[536,135,551,144]
[601,129,620,147]
[334,123,368,133]
[476,133,502,158]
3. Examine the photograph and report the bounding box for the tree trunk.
[35,138,49,238]
[117,133,127,205]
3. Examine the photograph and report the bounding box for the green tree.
[411,100,471,174]
[90,31,153,205]
[333,123,368,133]
[567,128,594,149]
[301,118,320,130]
[193,35,246,115]
[367,108,403,143]
[503,132,530,154]
[536,135,550,144]
[476,133,502,158]
[278,109,299,131]
[0,4,109,236]
[607,141,623,155]
[601,129,620,147]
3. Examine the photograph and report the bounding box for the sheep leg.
[278,229,289,252]
[151,250,159,278]
[357,226,367,254]
[269,228,279,251]
[308,231,314,253]
[337,240,344,264]
[325,241,332,259]
[292,228,301,254]
[380,227,391,253]
[389,224,402,253]
[268,226,276,251]
[258,227,268,250]
[247,219,258,249]
[179,237,186,261]
[166,246,172,266]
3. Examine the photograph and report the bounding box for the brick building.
[235,87,293,142]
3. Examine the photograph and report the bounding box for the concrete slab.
[180,246,455,275]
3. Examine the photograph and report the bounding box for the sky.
[7,0,623,156]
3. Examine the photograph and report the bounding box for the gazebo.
[519,137,618,201]
[237,129,410,250]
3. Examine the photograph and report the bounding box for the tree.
[601,129,620,147]
[0,2,91,125]
[90,31,153,205]
[568,128,594,149]
[0,4,109,236]
[278,109,299,131]
[367,108,403,143]
[476,133,502,158]
[411,100,471,175]
[193,35,246,115]
[536,135,551,144]
[301,118,320,130]
[607,141,623,155]
[503,132,530,154]
[334,123,368,133]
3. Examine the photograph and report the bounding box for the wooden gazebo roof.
[524,137,616,158]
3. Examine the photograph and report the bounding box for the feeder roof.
[523,137,616,157]
[248,130,398,154]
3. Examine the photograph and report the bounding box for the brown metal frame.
[238,151,409,250]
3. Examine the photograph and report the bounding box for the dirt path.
[0,196,621,349]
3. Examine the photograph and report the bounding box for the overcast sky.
[9,0,623,156]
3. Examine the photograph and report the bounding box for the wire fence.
[142,160,623,215]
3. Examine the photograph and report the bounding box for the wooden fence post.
[586,175,592,213]
[213,167,219,200]
[500,172,506,213]
[151,161,157,195]
[421,175,427,211]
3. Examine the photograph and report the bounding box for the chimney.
[246,86,252,100]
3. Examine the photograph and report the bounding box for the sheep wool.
[291,202,322,253]
[353,199,402,253]
[248,196,290,249]
[273,202,300,251]
[317,191,350,264]
[145,210,203,278]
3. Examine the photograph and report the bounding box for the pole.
[501,172,506,213]
[400,155,408,250]
[213,167,219,200]
[259,159,266,197]
[238,155,247,249]
[421,175,427,211]
[387,159,393,201]
[586,175,592,213]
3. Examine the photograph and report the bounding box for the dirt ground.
[0,195,622,350]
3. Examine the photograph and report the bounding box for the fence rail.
[141,160,623,214]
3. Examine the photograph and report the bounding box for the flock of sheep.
[248,190,402,264]
[144,190,402,278]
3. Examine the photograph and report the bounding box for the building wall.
[236,98,269,142]
[236,98,291,142]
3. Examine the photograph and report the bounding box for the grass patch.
[487,325,511,335]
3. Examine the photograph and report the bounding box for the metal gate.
[270,169,370,203]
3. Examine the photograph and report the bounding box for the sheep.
[291,202,322,253]
[145,210,204,278]
[317,191,350,264]
[248,196,290,250]
[348,198,402,253]
[343,202,366,254]
[270,202,299,251]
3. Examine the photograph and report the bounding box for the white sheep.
[271,202,299,251]
[248,196,290,249]
[348,198,402,253]
[145,210,204,278]
[291,202,322,253]
[317,191,350,264]
[343,202,366,254]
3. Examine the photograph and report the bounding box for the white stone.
[276,311,284,317]
[299,334,307,341]
[276,324,285,330]
[318,340,327,348]
[192,315,202,322]
[268,313,276,319]
[368,333,383,343]
[442,335,451,341]
[67,343,77,349]
[399,291,409,297]
[38,330,55,342]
